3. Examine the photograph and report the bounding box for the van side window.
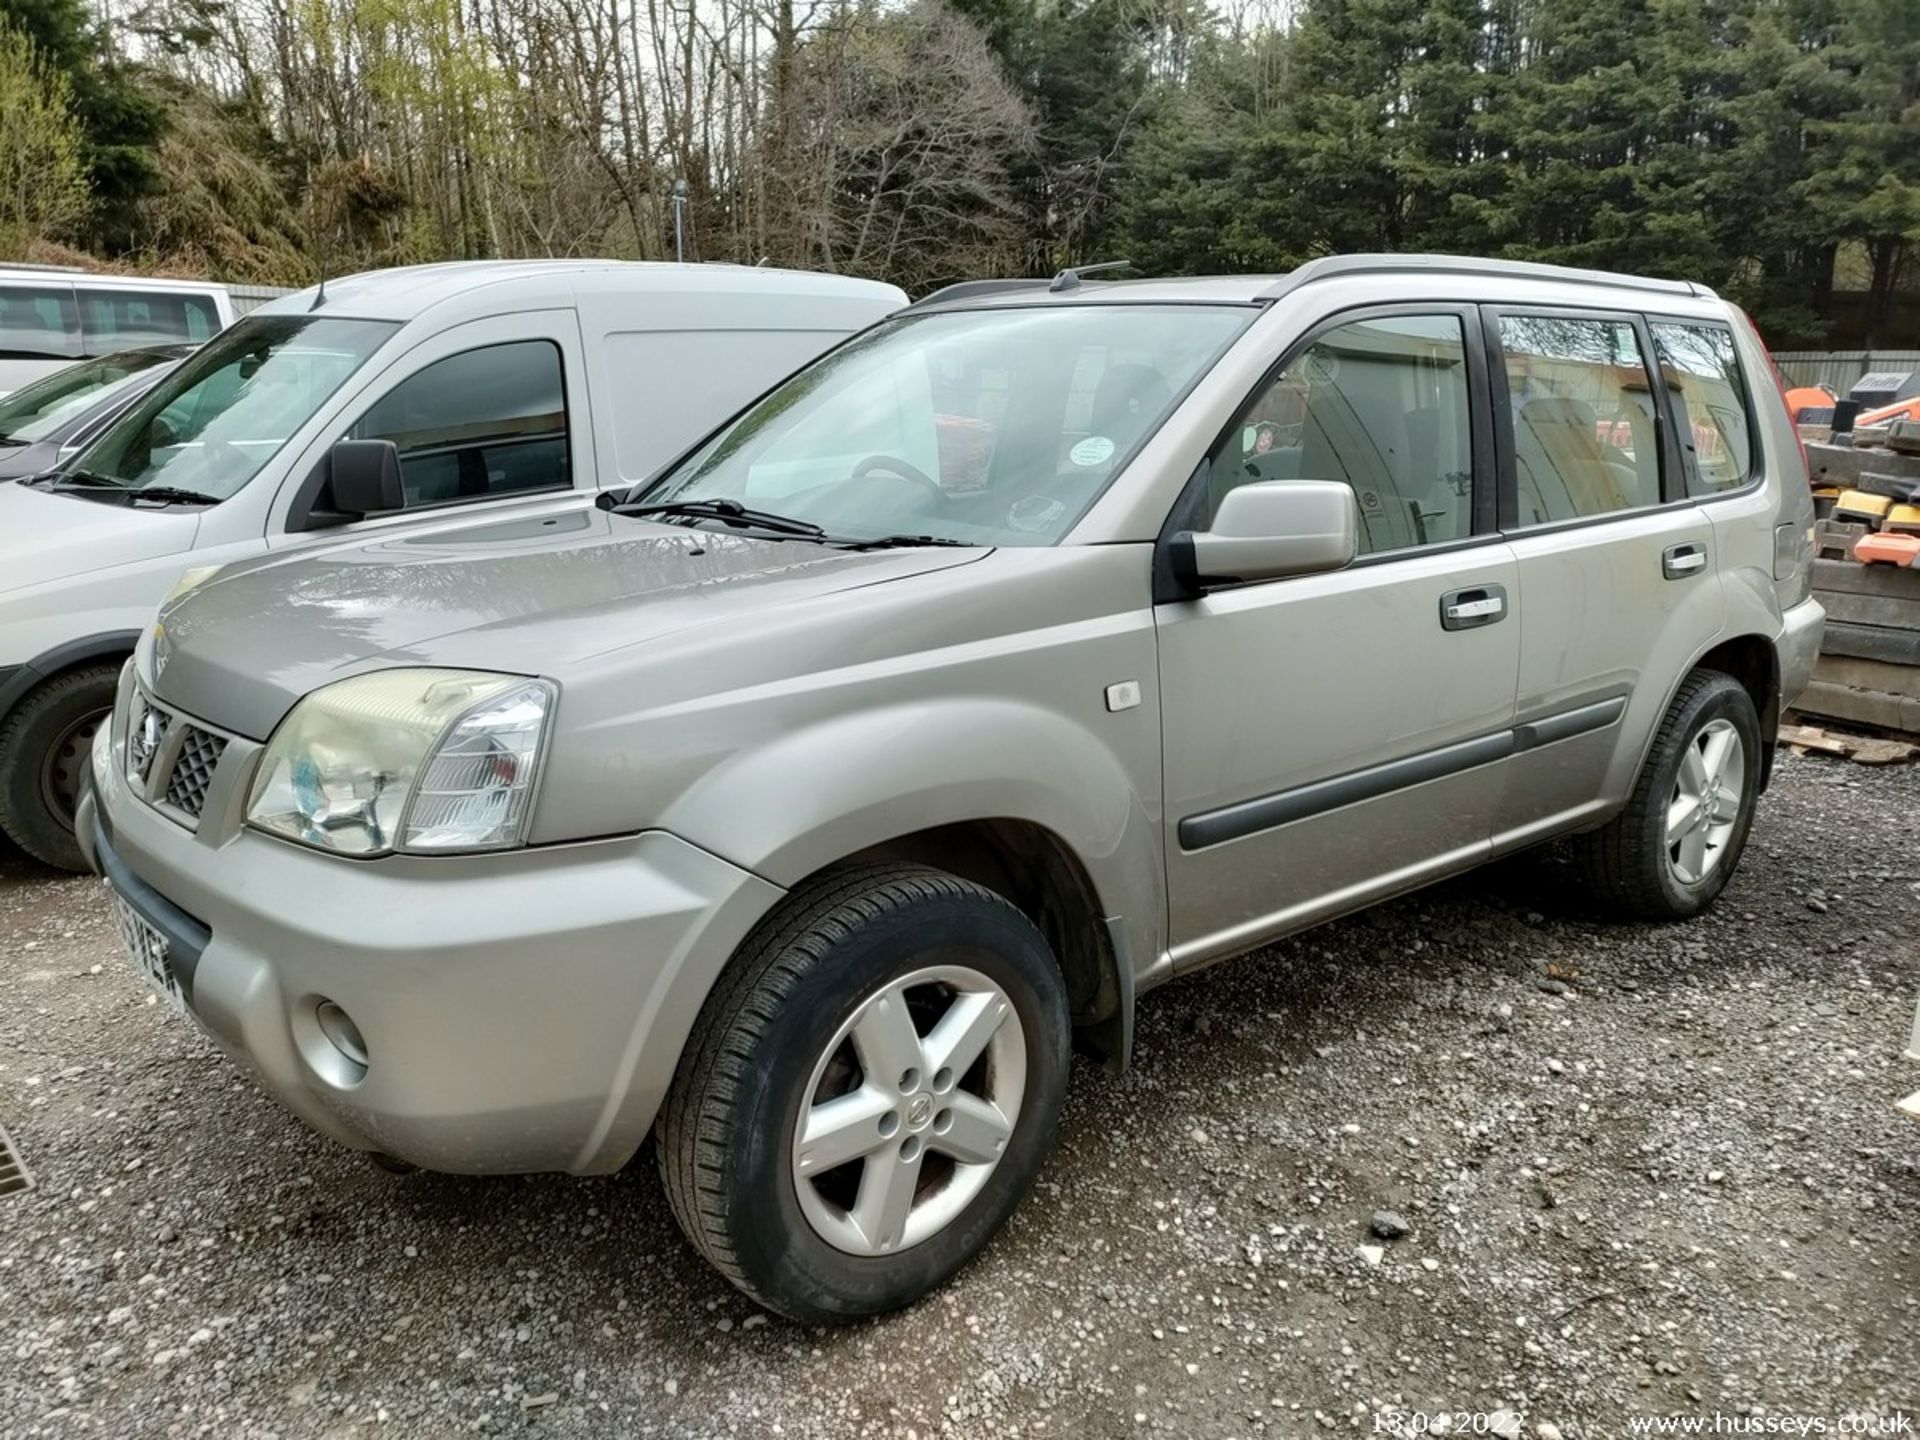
[0,285,81,360]
[1648,321,1753,495]
[1205,314,1475,554]
[352,341,570,508]
[1500,315,1660,524]
[78,289,221,349]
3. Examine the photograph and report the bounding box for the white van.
[0,267,238,395]
[0,260,907,868]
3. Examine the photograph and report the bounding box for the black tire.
[659,862,1071,1322]
[1573,669,1763,920]
[0,664,119,872]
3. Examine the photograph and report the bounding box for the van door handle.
[1663,543,1708,579]
[1440,584,1507,630]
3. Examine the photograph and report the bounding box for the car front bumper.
[1776,595,1825,712]
[85,724,782,1175]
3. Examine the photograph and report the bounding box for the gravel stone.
[2,753,1915,1436]
[1368,1209,1411,1239]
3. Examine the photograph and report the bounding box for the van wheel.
[0,664,119,872]
[659,863,1071,1322]
[1573,670,1762,921]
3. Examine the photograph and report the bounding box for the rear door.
[1484,307,1726,852]
[1156,305,1522,966]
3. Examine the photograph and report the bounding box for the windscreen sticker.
[1070,436,1116,467]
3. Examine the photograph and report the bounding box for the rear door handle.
[1440,584,1507,631]
[1663,542,1708,579]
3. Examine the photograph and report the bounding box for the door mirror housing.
[1171,480,1360,590]
[325,439,406,519]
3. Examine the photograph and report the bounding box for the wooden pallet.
[1778,720,1920,764]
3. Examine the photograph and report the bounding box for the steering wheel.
[851,453,943,498]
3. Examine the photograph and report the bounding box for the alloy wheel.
[791,963,1026,1256]
[1666,717,1745,884]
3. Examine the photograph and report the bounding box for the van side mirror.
[325,439,406,519]
[1170,480,1359,590]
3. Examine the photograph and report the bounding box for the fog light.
[316,1000,369,1067]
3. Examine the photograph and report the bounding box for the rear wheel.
[1573,670,1762,920]
[659,863,1071,1322]
[0,664,119,872]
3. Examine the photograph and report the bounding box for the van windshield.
[66,315,397,502]
[635,304,1255,547]
[0,348,183,446]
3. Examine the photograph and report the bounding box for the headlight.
[246,669,554,856]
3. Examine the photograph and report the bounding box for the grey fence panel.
[1772,350,1920,392]
[225,283,297,315]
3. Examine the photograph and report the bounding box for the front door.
[1155,307,1521,967]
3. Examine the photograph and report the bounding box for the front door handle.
[1440,584,1508,631]
[1663,542,1708,579]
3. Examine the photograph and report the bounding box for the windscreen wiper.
[612,497,826,539]
[127,485,222,506]
[42,469,138,502]
[833,534,974,550]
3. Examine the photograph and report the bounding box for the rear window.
[1649,321,1754,495]
[0,285,81,360]
[78,289,222,350]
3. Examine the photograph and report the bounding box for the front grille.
[126,691,173,786]
[0,1124,34,1199]
[163,726,227,818]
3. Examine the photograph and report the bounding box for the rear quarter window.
[1649,321,1755,496]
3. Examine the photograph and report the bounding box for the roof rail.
[909,277,1054,309]
[1258,253,1712,303]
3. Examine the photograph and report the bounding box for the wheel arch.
[833,818,1134,1071]
[652,697,1166,1074]
[0,631,140,724]
[1631,631,1781,800]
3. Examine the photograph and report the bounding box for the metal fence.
[1772,350,1920,392]
[226,283,297,314]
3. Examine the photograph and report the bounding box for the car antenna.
[310,265,327,311]
[1049,259,1133,293]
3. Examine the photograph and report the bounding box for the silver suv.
[84,255,1824,1321]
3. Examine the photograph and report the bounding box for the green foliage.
[1109,0,1920,343]
[0,0,164,250]
[0,19,89,256]
[9,0,1917,343]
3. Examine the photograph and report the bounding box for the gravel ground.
[2,752,1917,1440]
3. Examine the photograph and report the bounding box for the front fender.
[660,697,1168,964]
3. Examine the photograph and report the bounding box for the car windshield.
[635,304,1256,546]
[68,315,397,500]
[0,349,180,446]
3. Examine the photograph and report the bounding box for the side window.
[1649,321,1753,495]
[351,341,569,508]
[1205,313,1475,554]
[1500,314,1661,525]
[0,284,81,359]
[77,289,221,349]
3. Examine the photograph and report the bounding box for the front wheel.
[0,664,120,872]
[659,863,1071,1322]
[1573,669,1763,920]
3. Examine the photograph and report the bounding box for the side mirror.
[325,439,406,518]
[1170,480,1359,590]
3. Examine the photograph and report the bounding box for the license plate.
[110,889,186,1015]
